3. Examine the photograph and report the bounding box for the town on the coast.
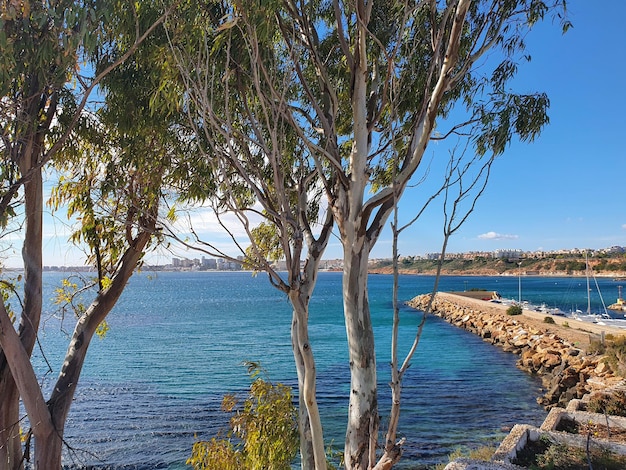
[35,244,626,275]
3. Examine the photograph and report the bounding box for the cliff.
[371,257,626,277]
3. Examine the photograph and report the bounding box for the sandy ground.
[435,293,626,350]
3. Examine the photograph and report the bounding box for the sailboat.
[571,252,611,323]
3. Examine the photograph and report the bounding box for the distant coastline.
[368,266,626,278]
[369,255,626,278]
[4,252,626,278]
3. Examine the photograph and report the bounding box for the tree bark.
[342,242,378,470]
[0,300,56,469]
[0,113,45,470]
[0,378,22,470]
[292,311,315,470]
[43,231,153,465]
[0,228,151,468]
[290,291,326,470]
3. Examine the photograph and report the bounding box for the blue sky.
[367,1,626,260]
[3,2,624,267]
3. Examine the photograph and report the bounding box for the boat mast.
[518,261,522,303]
[586,252,591,315]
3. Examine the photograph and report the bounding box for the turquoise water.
[27,271,622,468]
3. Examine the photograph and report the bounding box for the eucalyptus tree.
[0,1,175,467]
[174,0,569,468]
[0,2,98,463]
[0,128,164,467]
[167,7,334,465]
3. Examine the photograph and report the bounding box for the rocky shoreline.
[407,293,625,408]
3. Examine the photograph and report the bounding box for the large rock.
[407,293,619,408]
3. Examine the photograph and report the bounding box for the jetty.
[413,293,626,470]
[407,292,625,408]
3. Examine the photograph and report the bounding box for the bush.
[435,446,496,470]
[187,362,299,470]
[513,436,626,469]
[543,316,555,324]
[562,321,569,328]
[506,305,522,316]
[587,390,626,417]
[604,336,626,377]
[589,337,607,355]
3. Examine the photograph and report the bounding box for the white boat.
[569,253,625,326]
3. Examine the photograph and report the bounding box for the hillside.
[370,256,626,277]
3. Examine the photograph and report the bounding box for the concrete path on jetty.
[432,292,625,349]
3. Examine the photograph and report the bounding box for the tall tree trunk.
[0,379,22,470]
[342,242,378,470]
[43,231,152,466]
[19,167,43,361]
[0,228,152,468]
[0,300,55,470]
[32,429,62,470]
[0,132,44,469]
[292,313,315,470]
[290,292,326,470]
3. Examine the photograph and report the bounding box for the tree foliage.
[0,0,177,467]
[167,5,335,466]
[171,1,569,468]
[187,362,299,470]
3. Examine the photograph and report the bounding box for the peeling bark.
[342,241,379,470]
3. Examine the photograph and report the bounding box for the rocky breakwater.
[407,293,623,409]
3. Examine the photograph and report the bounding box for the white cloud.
[478,231,519,241]
[622,224,626,230]
[169,204,264,239]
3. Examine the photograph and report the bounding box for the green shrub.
[468,446,496,461]
[604,336,626,377]
[187,362,299,470]
[434,446,496,470]
[587,390,626,417]
[562,321,569,328]
[589,338,607,355]
[513,436,626,469]
[543,316,555,324]
[506,305,522,316]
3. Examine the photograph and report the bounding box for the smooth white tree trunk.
[342,241,378,469]
[291,301,326,470]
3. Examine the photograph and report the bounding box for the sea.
[21,271,626,469]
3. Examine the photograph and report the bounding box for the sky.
[2,1,625,267]
[385,1,626,260]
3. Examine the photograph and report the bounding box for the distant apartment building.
[216,258,241,270]
[424,252,463,260]
[494,249,522,260]
[273,260,288,271]
[464,251,493,259]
